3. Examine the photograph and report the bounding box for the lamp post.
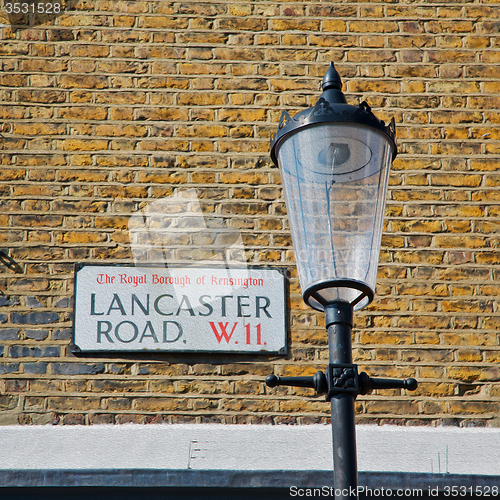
[267,63,417,499]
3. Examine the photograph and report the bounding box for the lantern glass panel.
[277,123,394,310]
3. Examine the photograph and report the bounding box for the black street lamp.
[267,63,418,499]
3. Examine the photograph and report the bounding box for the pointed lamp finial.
[320,62,346,104]
[322,62,343,91]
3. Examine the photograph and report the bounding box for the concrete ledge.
[1,469,500,490]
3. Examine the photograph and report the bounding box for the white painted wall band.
[0,424,498,476]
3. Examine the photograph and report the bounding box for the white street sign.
[73,265,287,354]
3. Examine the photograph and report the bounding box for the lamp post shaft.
[326,302,358,500]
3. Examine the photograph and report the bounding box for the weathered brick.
[24,330,49,341]
[58,106,108,120]
[11,312,59,325]
[52,363,105,375]
[59,75,108,89]
[364,401,418,415]
[9,345,60,358]
[448,401,498,415]
[93,380,147,393]
[133,397,190,411]
[18,90,66,103]
[48,397,101,411]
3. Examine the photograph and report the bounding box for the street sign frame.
[72,264,287,355]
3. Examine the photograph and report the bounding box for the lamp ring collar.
[303,278,374,312]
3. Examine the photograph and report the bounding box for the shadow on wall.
[129,188,247,270]
[0,250,23,297]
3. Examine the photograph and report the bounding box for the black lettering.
[215,295,233,317]
[176,295,195,316]
[163,321,183,342]
[154,294,173,316]
[198,295,213,316]
[139,321,159,342]
[132,294,150,315]
[256,296,272,318]
[107,294,126,315]
[237,296,251,317]
[114,321,139,343]
[97,321,113,342]
[90,294,104,315]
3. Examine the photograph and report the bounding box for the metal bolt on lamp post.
[267,63,417,499]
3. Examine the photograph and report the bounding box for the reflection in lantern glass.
[318,143,350,168]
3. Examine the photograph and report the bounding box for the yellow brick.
[219,172,268,185]
[92,380,147,393]
[456,350,483,362]
[18,90,65,103]
[139,16,189,29]
[133,397,190,411]
[321,20,347,33]
[447,367,482,383]
[365,401,418,415]
[398,315,449,329]
[177,125,226,138]
[21,59,68,72]
[348,80,400,93]
[58,231,107,244]
[431,174,482,187]
[396,283,447,296]
[421,401,447,414]
[418,366,445,378]
[219,108,267,122]
[73,44,109,58]
[178,93,226,106]
[96,91,146,105]
[58,139,109,151]
[279,400,327,413]
[434,235,486,249]
[58,106,107,120]
[405,174,428,186]
[107,398,132,410]
[95,124,148,137]
[448,402,498,415]
[99,60,148,74]
[95,216,129,229]
[359,331,412,345]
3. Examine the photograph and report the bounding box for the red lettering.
[256,323,262,345]
[244,323,263,345]
[152,274,189,287]
[98,274,115,284]
[209,322,238,344]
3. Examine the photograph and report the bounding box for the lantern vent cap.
[270,63,397,166]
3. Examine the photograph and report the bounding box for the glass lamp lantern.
[270,63,397,311]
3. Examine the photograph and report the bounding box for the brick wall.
[0,0,499,426]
